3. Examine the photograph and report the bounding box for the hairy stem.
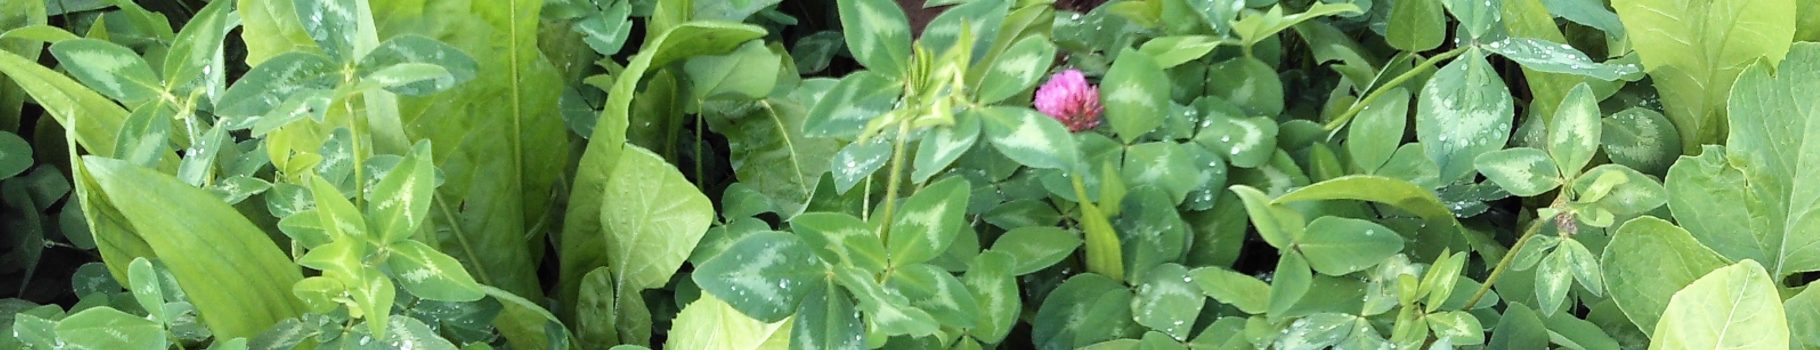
[874,120,914,244]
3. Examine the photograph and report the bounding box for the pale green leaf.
[80,157,304,339]
[1273,175,1456,223]
[1614,0,1795,150]
[600,146,715,291]
[56,307,164,350]
[1484,38,1642,81]
[1347,88,1408,172]
[803,71,901,138]
[978,106,1080,171]
[976,35,1055,104]
[988,226,1082,275]
[1648,260,1788,349]
[1189,267,1269,314]
[1601,217,1729,333]
[1601,107,1681,175]
[384,240,484,302]
[1547,84,1602,178]
[664,295,789,350]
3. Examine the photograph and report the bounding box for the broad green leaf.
[1296,217,1406,276]
[978,106,1080,171]
[576,267,619,346]
[1387,0,1444,51]
[707,99,837,218]
[1601,217,1728,333]
[216,52,338,117]
[1542,0,1625,35]
[1273,175,1456,223]
[837,0,912,76]
[1665,43,1820,278]
[1189,267,1269,314]
[81,157,303,339]
[1193,116,1279,168]
[1267,254,1314,319]
[1443,0,1502,39]
[47,39,160,103]
[912,115,980,183]
[293,0,356,60]
[384,240,484,302]
[1786,286,1820,349]
[126,258,166,323]
[1133,264,1203,340]
[382,317,459,350]
[1490,303,1550,348]
[564,21,766,318]
[989,226,1082,275]
[1417,50,1514,183]
[1231,185,1302,249]
[886,264,980,328]
[834,265,938,337]
[1547,84,1602,178]
[1474,147,1561,197]
[600,146,715,292]
[56,307,164,350]
[793,279,864,350]
[803,71,901,138]
[1102,49,1170,142]
[962,251,1019,344]
[888,176,971,266]
[692,232,821,322]
[1483,38,1641,81]
[367,142,434,243]
[1231,3,1363,47]
[792,31,843,74]
[356,35,480,96]
[694,0,784,22]
[1571,164,1666,216]
[664,295,789,350]
[1205,57,1283,117]
[1614,0,1794,151]
[976,35,1055,104]
[1601,108,1681,175]
[684,41,781,101]
[1666,146,1772,280]
[1034,274,1138,348]
[1648,260,1788,349]
[1347,88,1408,172]
[1137,35,1220,69]
[1420,251,1468,312]
[0,131,30,179]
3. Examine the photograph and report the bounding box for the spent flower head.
[1033,69,1102,133]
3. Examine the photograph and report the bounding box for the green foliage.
[3,0,1818,348]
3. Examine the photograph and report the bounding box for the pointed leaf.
[979,106,1080,171]
[1649,260,1788,349]
[888,176,971,267]
[384,240,483,302]
[1418,51,1514,183]
[1474,147,1562,197]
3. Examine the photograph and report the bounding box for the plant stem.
[1463,217,1548,308]
[874,120,914,244]
[1321,47,1470,133]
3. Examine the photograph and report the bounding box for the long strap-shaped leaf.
[78,157,304,339]
[0,49,126,156]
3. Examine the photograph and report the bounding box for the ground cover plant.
[0,0,1818,348]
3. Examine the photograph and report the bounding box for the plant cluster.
[0,0,1818,349]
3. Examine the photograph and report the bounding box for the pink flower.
[1033,69,1102,133]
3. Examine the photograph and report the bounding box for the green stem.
[1321,47,1470,133]
[1463,217,1548,309]
[874,121,914,244]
